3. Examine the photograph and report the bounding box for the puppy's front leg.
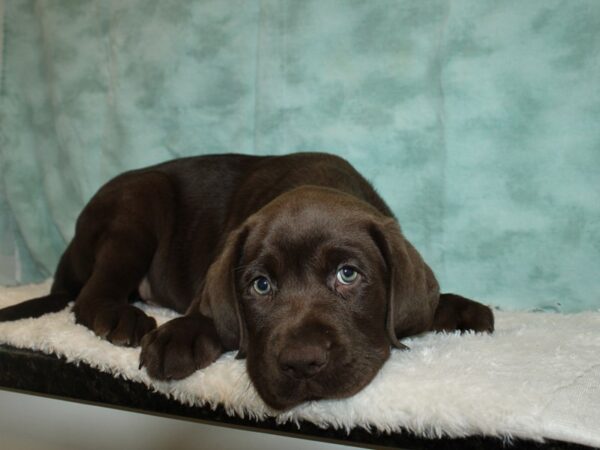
[140,315,224,381]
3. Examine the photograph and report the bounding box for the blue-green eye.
[252,276,272,295]
[336,266,359,285]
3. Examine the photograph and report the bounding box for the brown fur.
[0,153,494,410]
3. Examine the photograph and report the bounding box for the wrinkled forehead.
[242,187,382,267]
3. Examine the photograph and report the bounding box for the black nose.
[278,345,329,379]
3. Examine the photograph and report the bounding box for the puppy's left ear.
[370,219,440,349]
[189,225,249,359]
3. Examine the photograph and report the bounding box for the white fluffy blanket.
[1,282,599,448]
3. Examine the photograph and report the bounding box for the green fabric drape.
[1,0,599,311]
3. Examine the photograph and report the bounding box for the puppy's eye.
[336,266,359,285]
[252,276,272,295]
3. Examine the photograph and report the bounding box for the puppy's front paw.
[434,293,494,334]
[469,303,494,333]
[139,315,223,381]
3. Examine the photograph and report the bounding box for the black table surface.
[0,344,595,450]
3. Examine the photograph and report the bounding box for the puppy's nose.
[278,345,329,379]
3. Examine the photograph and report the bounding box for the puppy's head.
[199,186,439,410]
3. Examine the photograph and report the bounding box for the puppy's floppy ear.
[190,225,249,359]
[370,219,440,349]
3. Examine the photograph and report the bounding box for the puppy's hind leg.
[432,293,494,334]
[72,226,158,347]
[70,173,176,346]
[74,235,157,346]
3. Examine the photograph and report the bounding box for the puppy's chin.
[255,381,312,411]
[248,348,390,411]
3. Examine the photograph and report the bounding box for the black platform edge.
[0,344,596,450]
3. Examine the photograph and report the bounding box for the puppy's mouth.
[256,376,328,411]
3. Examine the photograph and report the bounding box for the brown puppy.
[0,153,493,410]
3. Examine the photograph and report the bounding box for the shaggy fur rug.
[1,282,599,448]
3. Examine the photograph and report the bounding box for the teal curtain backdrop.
[0,1,599,311]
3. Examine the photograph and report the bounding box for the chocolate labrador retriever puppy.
[0,153,493,409]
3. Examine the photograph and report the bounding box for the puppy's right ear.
[188,225,249,358]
